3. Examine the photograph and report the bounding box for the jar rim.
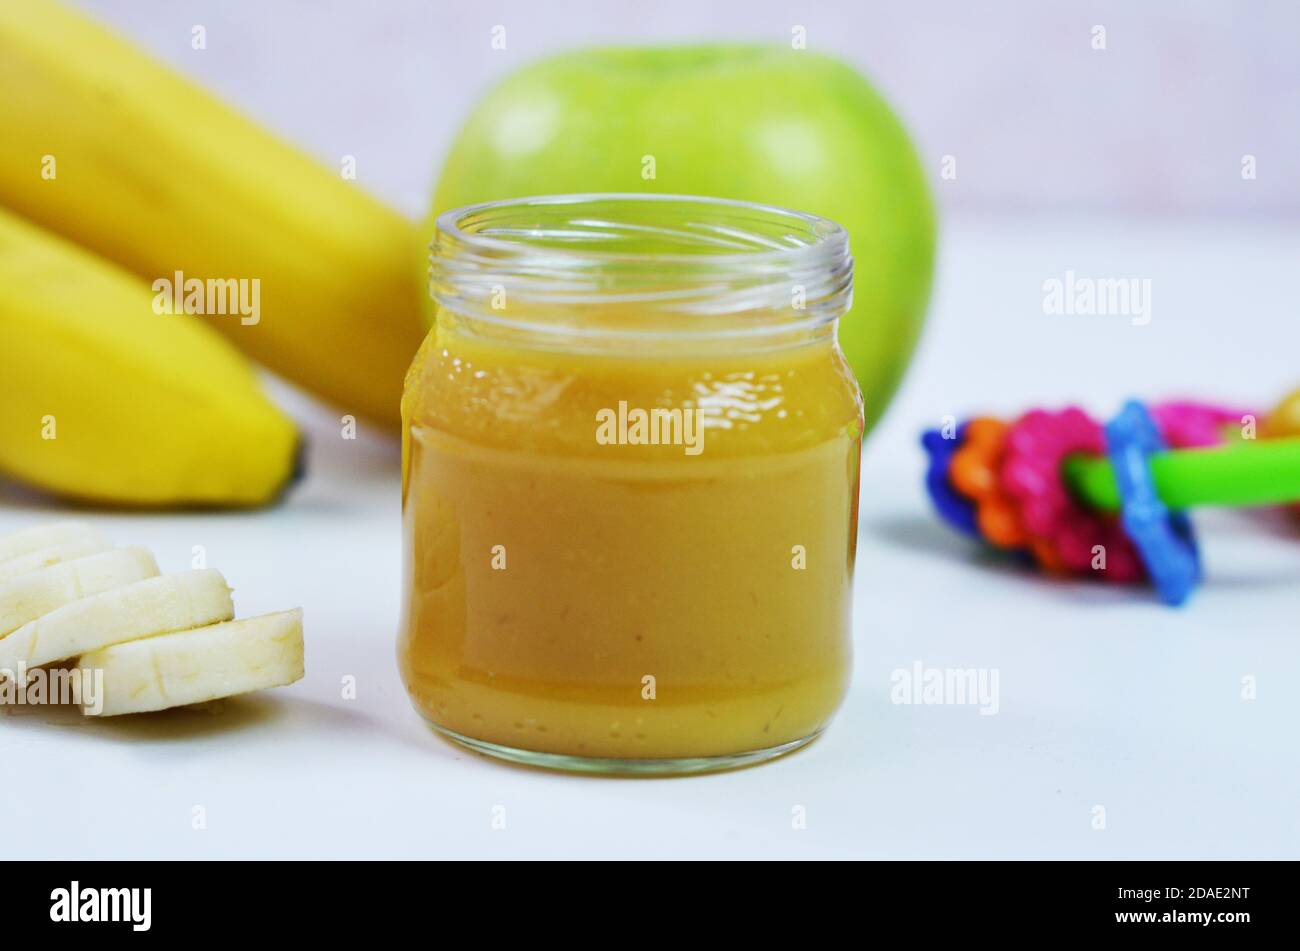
[433,192,849,266]
[429,193,853,342]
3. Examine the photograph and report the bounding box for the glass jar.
[399,194,863,774]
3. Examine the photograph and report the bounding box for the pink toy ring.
[999,407,1145,581]
[1151,400,1254,449]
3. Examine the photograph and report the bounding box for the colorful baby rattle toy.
[921,392,1300,605]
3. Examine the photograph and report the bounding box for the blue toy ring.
[1105,400,1201,605]
[921,423,980,538]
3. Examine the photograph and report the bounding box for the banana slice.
[0,570,233,675]
[0,529,110,585]
[81,609,304,716]
[0,520,98,562]
[0,547,160,638]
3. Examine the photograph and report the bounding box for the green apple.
[429,45,936,434]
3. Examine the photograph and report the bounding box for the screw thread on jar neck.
[429,193,853,352]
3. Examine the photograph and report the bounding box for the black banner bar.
[2,860,1284,937]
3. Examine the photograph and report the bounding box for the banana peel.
[0,207,302,507]
[0,0,428,428]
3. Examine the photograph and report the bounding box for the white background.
[2,2,1298,858]
[73,0,1300,220]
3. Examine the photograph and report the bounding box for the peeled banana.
[0,570,234,674]
[81,609,305,717]
[0,522,304,715]
[0,0,427,427]
[0,208,301,506]
[0,520,96,562]
[0,527,109,585]
[0,547,159,637]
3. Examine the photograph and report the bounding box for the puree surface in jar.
[399,316,864,763]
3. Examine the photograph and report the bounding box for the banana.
[0,520,97,562]
[80,609,304,716]
[0,547,159,637]
[0,528,110,585]
[0,569,233,674]
[0,208,301,506]
[0,0,426,427]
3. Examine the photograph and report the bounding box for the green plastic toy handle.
[1064,437,1300,512]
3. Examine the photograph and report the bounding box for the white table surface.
[3,216,1298,859]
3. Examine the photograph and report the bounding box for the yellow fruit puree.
[398,195,863,772]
